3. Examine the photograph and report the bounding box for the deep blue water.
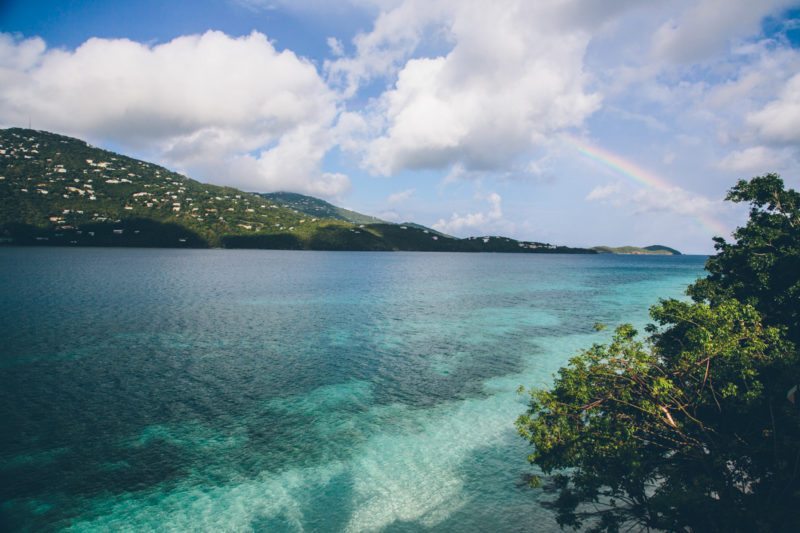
[0,248,706,531]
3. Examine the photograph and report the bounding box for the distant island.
[0,128,679,255]
[592,245,681,255]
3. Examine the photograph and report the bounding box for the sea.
[0,248,706,532]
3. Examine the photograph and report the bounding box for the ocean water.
[0,248,706,532]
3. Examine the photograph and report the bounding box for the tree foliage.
[517,175,800,532]
[689,173,800,343]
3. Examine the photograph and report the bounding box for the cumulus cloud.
[0,31,348,196]
[324,0,445,97]
[433,192,503,235]
[0,33,46,70]
[333,0,603,176]
[747,72,800,145]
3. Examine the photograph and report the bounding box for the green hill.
[592,245,682,255]
[0,128,595,254]
[260,191,386,225]
[643,245,682,255]
[0,128,344,247]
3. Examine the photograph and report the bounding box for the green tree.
[517,175,800,532]
[689,173,800,343]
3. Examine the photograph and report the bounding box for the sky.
[1,1,799,253]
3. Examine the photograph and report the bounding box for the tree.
[517,175,800,532]
[689,174,800,343]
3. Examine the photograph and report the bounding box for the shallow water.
[0,248,706,531]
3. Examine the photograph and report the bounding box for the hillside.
[592,245,682,255]
[0,128,595,253]
[260,191,386,226]
[643,244,682,255]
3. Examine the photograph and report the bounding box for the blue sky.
[2,0,799,253]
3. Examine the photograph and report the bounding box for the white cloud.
[695,44,800,151]
[335,0,604,176]
[0,33,46,70]
[651,0,792,63]
[387,188,415,204]
[575,4,800,225]
[324,0,446,97]
[327,37,345,57]
[630,187,721,218]
[586,182,622,201]
[442,163,466,185]
[747,72,800,145]
[433,192,503,235]
[718,145,793,173]
[586,179,723,220]
[0,31,348,196]
[326,0,645,98]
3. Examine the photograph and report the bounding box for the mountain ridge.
[0,128,595,254]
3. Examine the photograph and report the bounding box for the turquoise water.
[0,248,706,531]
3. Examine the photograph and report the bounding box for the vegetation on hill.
[643,244,681,255]
[0,128,595,254]
[592,245,681,255]
[0,128,329,247]
[259,191,386,226]
[517,174,800,531]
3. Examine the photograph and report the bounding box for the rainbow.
[565,136,729,237]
